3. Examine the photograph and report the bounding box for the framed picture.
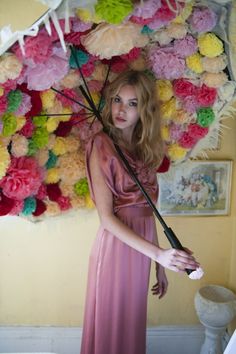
[157,160,233,216]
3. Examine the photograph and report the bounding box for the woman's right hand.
[156,247,200,273]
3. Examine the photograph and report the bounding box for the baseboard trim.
[0,325,205,354]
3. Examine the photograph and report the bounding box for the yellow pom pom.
[16,116,26,131]
[46,117,60,133]
[160,97,176,119]
[186,53,203,74]
[59,107,72,122]
[0,145,11,179]
[76,8,102,23]
[45,168,60,184]
[198,33,224,58]
[52,137,67,155]
[85,194,95,209]
[161,125,170,141]
[156,80,173,102]
[172,1,193,24]
[0,87,4,96]
[168,143,187,161]
[40,90,56,110]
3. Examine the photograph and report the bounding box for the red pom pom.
[0,192,14,216]
[55,121,73,137]
[46,183,62,202]
[157,155,170,173]
[18,84,42,118]
[32,199,47,216]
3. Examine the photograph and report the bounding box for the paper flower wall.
[0,0,235,220]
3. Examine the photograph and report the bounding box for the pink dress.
[80,131,158,354]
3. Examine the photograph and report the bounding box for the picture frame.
[157,160,233,216]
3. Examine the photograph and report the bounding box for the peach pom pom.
[201,72,228,88]
[81,22,148,59]
[201,54,227,73]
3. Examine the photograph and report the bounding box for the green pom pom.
[141,25,154,34]
[33,114,48,127]
[22,197,36,216]
[46,150,58,169]
[32,127,49,148]
[197,107,215,127]
[2,113,17,136]
[69,48,89,69]
[27,139,38,156]
[7,89,22,113]
[95,0,133,24]
[74,178,89,196]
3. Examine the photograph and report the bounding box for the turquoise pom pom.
[22,197,36,215]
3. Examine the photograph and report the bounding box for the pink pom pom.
[189,6,217,33]
[174,35,198,57]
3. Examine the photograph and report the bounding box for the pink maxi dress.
[80,131,158,354]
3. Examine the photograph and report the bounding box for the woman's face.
[111,84,139,142]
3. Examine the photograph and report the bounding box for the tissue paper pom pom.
[16,116,26,132]
[69,48,89,69]
[57,195,71,211]
[46,118,59,133]
[173,108,191,124]
[46,183,62,202]
[36,184,47,200]
[201,72,228,88]
[149,45,185,80]
[15,93,32,116]
[33,115,47,128]
[166,23,187,39]
[58,150,86,184]
[35,148,49,167]
[197,107,215,127]
[173,79,196,98]
[56,88,78,107]
[173,1,193,24]
[218,82,236,101]
[156,80,173,101]
[2,113,17,136]
[32,199,46,216]
[45,168,60,184]
[22,197,36,215]
[32,127,49,148]
[81,22,148,59]
[182,95,198,113]
[9,199,24,215]
[72,17,93,32]
[60,69,82,89]
[85,194,95,209]
[179,132,197,148]
[76,8,102,24]
[168,143,188,161]
[7,89,22,112]
[11,134,28,157]
[170,123,184,141]
[74,177,89,196]
[59,181,75,197]
[160,97,177,119]
[55,121,73,137]
[186,53,203,73]
[0,145,10,178]
[46,150,58,169]
[196,84,217,107]
[0,191,14,216]
[187,123,208,138]
[173,34,198,57]
[27,139,38,156]
[0,95,7,114]
[95,0,133,24]
[40,90,56,110]
[25,47,69,91]
[130,0,161,20]
[198,33,223,58]
[47,134,56,149]
[24,89,42,118]
[201,54,227,73]
[161,125,170,141]
[13,32,52,64]
[52,137,67,155]
[65,135,80,153]
[20,119,34,138]
[1,78,17,93]
[71,195,86,208]
[45,200,60,216]
[0,53,23,84]
[189,6,217,33]
[0,156,44,200]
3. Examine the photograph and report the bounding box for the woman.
[80,70,200,354]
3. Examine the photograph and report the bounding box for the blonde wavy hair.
[102,70,164,168]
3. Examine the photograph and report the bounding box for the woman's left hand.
[151,264,168,299]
